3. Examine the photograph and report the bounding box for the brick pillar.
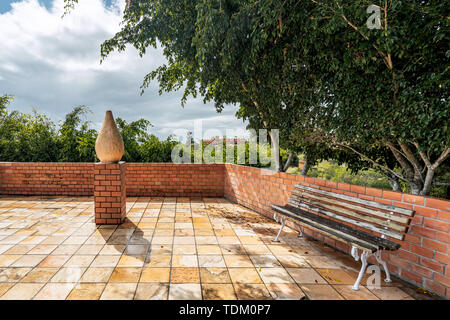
[93,161,126,225]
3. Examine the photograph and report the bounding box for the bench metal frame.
[350,245,392,290]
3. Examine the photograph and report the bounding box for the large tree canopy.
[63,0,449,195]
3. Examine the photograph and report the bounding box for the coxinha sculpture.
[95,110,124,163]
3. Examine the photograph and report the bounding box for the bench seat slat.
[289,199,405,240]
[290,193,407,233]
[271,205,378,252]
[290,190,410,225]
[271,204,400,251]
[295,185,414,216]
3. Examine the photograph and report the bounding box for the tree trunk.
[420,168,435,196]
[283,152,294,172]
[387,175,401,192]
[269,130,281,172]
[301,156,310,176]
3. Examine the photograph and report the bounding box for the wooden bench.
[270,184,415,291]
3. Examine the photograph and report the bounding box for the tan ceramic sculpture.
[95,110,124,163]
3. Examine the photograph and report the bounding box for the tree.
[64,0,449,195]
[95,0,332,172]
[0,96,59,162]
[58,106,98,162]
[300,0,449,195]
[116,117,152,162]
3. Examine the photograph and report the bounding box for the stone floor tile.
[66,283,106,300]
[98,244,125,255]
[150,244,172,255]
[0,255,22,267]
[140,268,170,283]
[33,283,76,300]
[228,268,262,284]
[80,267,114,283]
[249,255,282,268]
[171,268,200,283]
[198,255,226,268]
[275,255,310,268]
[300,284,345,300]
[223,255,253,268]
[197,245,221,255]
[257,268,295,284]
[172,245,197,255]
[316,268,357,285]
[0,283,14,297]
[64,255,95,268]
[11,254,46,267]
[100,283,137,300]
[50,267,86,283]
[51,244,81,255]
[267,283,306,300]
[202,283,236,300]
[134,283,169,300]
[0,267,32,282]
[38,255,71,268]
[169,283,202,300]
[199,267,231,284]
[172,255,198,268]
[243,244,271,255]
[144,254,171,267]
[333,285,380,300]
[0,283,44,300]
[4,245,36,255]
[220,244,246,255]
[368,286,414,300]
[21,268,59,283]
[234,284,271,300]
[91,255,120,268]
[303,255,341,269]
[286,268,327,284]
[109,267,142,283]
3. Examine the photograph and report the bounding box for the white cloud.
[0,0,247,138]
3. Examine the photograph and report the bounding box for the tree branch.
[398,141,424,183]
[385,141,415,181]
[334,142,409,183]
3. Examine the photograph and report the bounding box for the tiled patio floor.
[0,196,432,300]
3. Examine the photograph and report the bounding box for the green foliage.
[0,96,59,162]
[141,135,178,163]
[89,0,449,195]
[116,117,152,162]
[287,160,448,199]
[58,106,98,162]
[0,100,177,164]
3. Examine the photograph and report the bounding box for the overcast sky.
[0,0,249,141]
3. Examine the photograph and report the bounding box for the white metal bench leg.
[351,246,359,261]
[375,250,392,283]
[352,251,369,291]
[273,217,285,242]
[296,224,303,238]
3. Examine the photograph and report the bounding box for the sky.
[0,0,248,141]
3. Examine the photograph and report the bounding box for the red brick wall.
[0,162,93,195]
[0,162,224,198]
[223,163,450,298]
[0,161,448,297]
[126,163,224,197]
[94,162,127,225]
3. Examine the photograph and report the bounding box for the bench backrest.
[289,185,415,241]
